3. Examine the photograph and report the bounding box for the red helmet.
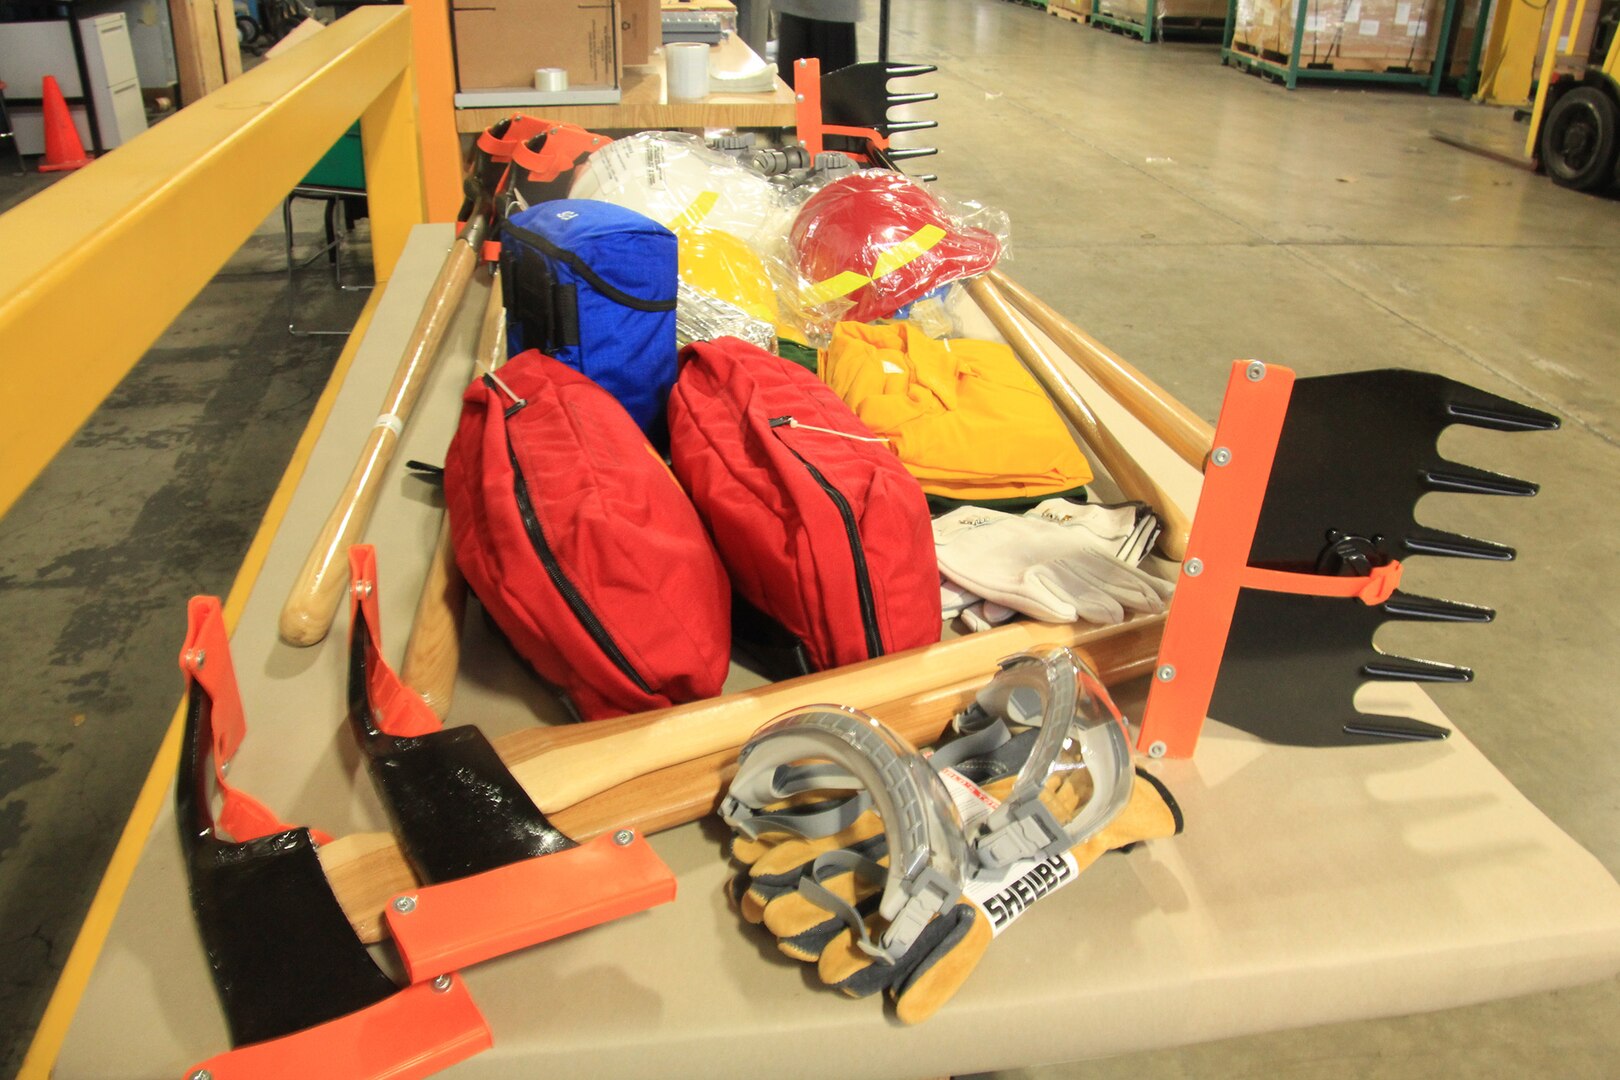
[790,172,1003,323]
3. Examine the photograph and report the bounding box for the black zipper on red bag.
[500,405,654,695]
[769,417,885,659]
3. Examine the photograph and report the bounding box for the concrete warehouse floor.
[2,1,1618,1075]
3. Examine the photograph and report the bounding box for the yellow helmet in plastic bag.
[676,226,780,326]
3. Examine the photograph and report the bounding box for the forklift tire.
[1540,86,1620,193]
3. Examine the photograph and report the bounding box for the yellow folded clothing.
[819,321,1092,501]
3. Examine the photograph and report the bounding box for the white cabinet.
[0,13,149,154]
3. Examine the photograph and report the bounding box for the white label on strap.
[936,766,1000,829]
[965,850,1082,938]
[374,413,405,439]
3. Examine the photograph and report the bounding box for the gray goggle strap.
[969,646,1133,869]
[721,705,967,962]
[719,760,872,841]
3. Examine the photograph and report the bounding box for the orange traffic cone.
[38,75,91,173]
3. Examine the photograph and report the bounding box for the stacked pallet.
[1230,0,1450,73]
[1049,0,1090,22]
[1096,0,1229,34]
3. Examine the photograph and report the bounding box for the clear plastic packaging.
[787,169,1011,327]
[571,131,836,349]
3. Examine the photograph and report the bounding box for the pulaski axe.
[177,599,492,1079]
[1137,361,1559,757]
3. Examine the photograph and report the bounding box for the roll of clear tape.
[665,42,710,101]
[534,68,568,92]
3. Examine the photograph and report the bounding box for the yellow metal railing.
[4,11,427,1075]
[0,6,427,522]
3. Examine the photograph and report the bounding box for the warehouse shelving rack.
[1219,0,1461,91]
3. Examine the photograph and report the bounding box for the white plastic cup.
[534,67,568,92]
[665,42,710,101]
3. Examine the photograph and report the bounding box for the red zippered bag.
[668,337,940,671]
[444,350,731,719]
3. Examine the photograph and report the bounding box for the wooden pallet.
[1050,3,1088,23]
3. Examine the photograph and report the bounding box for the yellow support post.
[0,7,421,522]
[406,0,465,222]
[1526,0,1574,156]
[363,65,430,279]
[1478,0,1554,105]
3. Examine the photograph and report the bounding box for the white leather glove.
[1026,498,1160,567]
[933,507,1173,627]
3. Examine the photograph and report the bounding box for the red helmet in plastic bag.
[790,172,1003,323]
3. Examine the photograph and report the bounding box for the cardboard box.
[453,0,620,91]
[621,0,658,66]
[1232,0,1450,71]
[1097,0,1227,24]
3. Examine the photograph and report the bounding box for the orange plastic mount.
[180,974,490,1080]
[794,58,824,157]
[1136,361,1295,759]
[386,829,677,984]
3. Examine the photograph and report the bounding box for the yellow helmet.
[676,227,780,326]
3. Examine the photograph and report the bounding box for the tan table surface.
[53,226,1620,1078]
[453,32,794,135]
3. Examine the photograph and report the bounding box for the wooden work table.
[453,31,795,134]
[49,227,1620,1077]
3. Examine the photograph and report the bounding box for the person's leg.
[811,18,857,75]
[777,12,812,87]
[777,13,859,87]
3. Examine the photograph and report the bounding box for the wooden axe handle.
[988,271,1215,471]
[279,216,487,647]
[504,613,1163,812]
[964,276,1191,561]
[319,614,1164,943]
[399,271,506,718]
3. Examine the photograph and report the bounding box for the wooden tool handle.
[399,271,506,717]
[551,618,1163,841]
[989,270,1215,471]
[505,614,1164,813]
[320,614,1164,944]
[399,515,466,719]
[964,276,1191,560]
[279,221,485,647]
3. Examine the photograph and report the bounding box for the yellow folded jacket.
[819,321,1092,501]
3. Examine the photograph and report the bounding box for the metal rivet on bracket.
[1156,665,1176,682]
[1246,361,1266,382]
[189,1071,212,1080]
[1147,741,1168,759]
[393,896,417,915]
[352,580,374,598]
[614,830,634,846]
[432,975,453,993]
[1184,558,1204,577]
[184,649,206,669]
[1211,447,1231,467]
[795,93,805,102]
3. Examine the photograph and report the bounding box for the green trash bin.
[301,123,364,189]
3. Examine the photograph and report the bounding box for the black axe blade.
[175,596,489,1077]
[1215,369,1558,747]
[180,683,398,1048]
[346,610,576,883]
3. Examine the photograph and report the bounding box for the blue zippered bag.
[501,200,678,436]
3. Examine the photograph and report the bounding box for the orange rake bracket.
[1137,361,1294,759]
